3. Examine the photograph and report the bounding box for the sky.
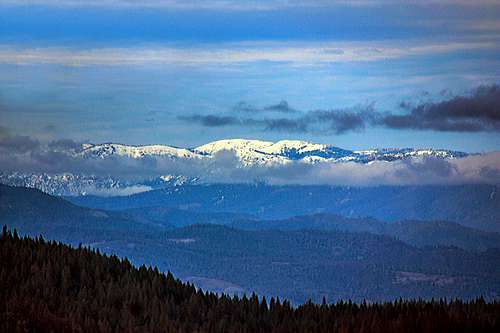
[1,0,500,152]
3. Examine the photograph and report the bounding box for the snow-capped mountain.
[1,139,469,196]
[82,139,467,165]
[81,143,199,159]
[0,172,198,196]
[193,139,355,165]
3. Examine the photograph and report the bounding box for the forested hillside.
[67,184,500,232]
[2,185,500,303]
[1,227,500,333]
[231,214,500,252]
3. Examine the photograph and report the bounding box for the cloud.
[235,153,500,186]
[180,100,307,131]
[82,185,153,197]
[233,102,257,113]
[0,133,40,154]
[0,40,497,66]
[0,126,10,139]
[0,131,499,187]
[181,105,374,134]
[377,84,500,132]
[179,115,242,127]
[262,117,308,132]
[260,109,370,134]
[264,100,297,113]
[206,150,500,186]
[233,100,297,114]
[48,138,84,151]
[309,109,370,134]
[182,85,500,134]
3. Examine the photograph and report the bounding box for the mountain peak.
[81,142,198,159]
[78,138,467,165]
[0,139,471,196]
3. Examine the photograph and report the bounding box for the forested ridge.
[3,184,500,304]
[67,184,500,232]
[1,226,499,332]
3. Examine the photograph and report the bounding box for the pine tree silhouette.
[1,225,499,333]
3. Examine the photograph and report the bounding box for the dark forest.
[1,226,499,333]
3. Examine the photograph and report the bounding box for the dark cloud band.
[181,85,500,134]
[378,85,500,132]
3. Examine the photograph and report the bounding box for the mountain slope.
[3,185,500,303]
[0,138,473,196]
[107,205,500,252]
[230,214,500,252]
[3,230,499,333]
[0,184,170,244]
[81,142,199,159]
[68,184,500,232]
[82,138,468,165]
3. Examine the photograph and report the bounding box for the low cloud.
[263,117,308,132]
[0,132,499,187]
[180,115,242,127]
[233,100,297,114]
[264,100,297,113]
[181,85,500,134]
[0,126,10,139]
[48,138,84,152]
[233,102,257,113]
[181,105,372,134]
[232,153,500,186]
[83,185,153,197]
[0,134,40,154]
[378,85,500,132]
[308,109,370,134]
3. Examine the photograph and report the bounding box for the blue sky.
[1,0,499,152]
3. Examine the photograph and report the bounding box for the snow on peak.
[194,139,274,155]
[81,143,199,159]
[194,139,283,165]
[260,140,327,155]
[1,139,471,195]
[193,139,347,165]
[78,139,467,166]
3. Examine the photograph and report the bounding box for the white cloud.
[237,153,500,186]
[1,132,499,186]
[0,40,497,66]
[83,184,152,196]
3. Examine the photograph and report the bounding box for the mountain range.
[68,183,500,232]
[2,184,500,304]
[81,139,468,165]
[0,139,471,196]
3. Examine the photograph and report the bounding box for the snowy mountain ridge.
[0,139,470,196]
[81,139,468,165]
[81,143,199,159]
